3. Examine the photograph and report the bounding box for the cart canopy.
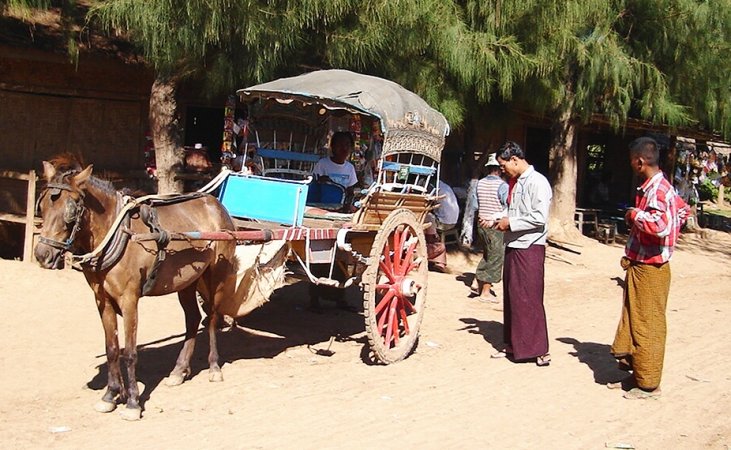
[238,70,449,161]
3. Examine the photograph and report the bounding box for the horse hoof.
[165,373,185,387]
[208,370,223,383]
[119,406,142,421]
[94,400,116,413]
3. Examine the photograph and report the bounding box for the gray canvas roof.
[238,69,450,139]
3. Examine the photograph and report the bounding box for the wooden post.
[23,170,37,263]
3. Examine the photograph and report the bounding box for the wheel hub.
[395,277,419,297]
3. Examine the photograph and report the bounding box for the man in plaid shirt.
[610,137,689,399]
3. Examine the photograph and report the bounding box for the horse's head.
[34,161,93,269]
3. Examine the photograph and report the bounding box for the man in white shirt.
[308,131,359,313]
[492,141,552,367]
[312,132,358,188]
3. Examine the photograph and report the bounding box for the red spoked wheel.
[363,209,428,364]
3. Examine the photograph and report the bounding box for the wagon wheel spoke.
[378,260,396,283]
[398,298,411,335]
[402,240,417,274]
[382,239,394,278]
[375,289,396,316]
[401,294,417,314]
[391,307,400,346]
[396,227,411,271]
[391,225,402,274]
[377,294,395,333]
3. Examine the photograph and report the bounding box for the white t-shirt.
[313,157,358,187]
[436,181,459,225]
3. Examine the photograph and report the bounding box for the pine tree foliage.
[89,0,535,127]
[91,1,297,82]
[6,1,731,135]
[621,0,731,138]
[2,0,79,61]
[462,0,691,130]
[1,0,50,11]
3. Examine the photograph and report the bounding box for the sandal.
[477,295,500,304]
[536,354,551,367]
[490,348,513,359]
[607,376,635,390]
[623,387,661,400]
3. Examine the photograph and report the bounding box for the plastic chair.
[306,180,346,211]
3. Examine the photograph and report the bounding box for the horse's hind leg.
[206,310,223,382]
[94,295,123,414]
[166,285,201,387]
[202,244,237,383]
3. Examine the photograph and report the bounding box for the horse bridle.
[37,179,87,252]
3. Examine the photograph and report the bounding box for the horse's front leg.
[166,285,201,387]
[119,296,142,421]
[94,295,123,414]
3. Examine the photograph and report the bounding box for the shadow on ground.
[611,276,625,289]
[676,228,731,258]
[556,337,627,385]
[86,280,366,407]
[458,318,503,352]
[455,272,476,289]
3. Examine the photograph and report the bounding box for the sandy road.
[0,231,729,449]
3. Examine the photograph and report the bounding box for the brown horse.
[34,155,237,421]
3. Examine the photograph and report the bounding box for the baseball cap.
[485,153,499,167]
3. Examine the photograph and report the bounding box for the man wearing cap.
[470,153,508,302]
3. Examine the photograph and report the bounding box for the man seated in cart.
[311,131,359,211]
[306,131,360,313]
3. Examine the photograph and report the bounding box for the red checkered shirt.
[625,172,689,264]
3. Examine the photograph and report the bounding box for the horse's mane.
[48,152,83,173]
[47,152,117,195]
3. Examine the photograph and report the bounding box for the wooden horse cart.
[31,71,448,420]
[168,69,451,363]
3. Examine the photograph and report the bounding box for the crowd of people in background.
[673,144,731,205]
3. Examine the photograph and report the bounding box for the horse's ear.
[73,164,94,187]
[42,161,56,181]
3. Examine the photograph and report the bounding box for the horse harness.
[38,177,207,287]
[36,179,87,252]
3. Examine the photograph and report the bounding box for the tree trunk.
[547,104,583,242]
[665,136,677,185]
[149,75,184,194]
[718,182,725,207]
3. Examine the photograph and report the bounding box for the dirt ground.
[1,230,730,450]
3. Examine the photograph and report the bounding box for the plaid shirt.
[625,172,689,264]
